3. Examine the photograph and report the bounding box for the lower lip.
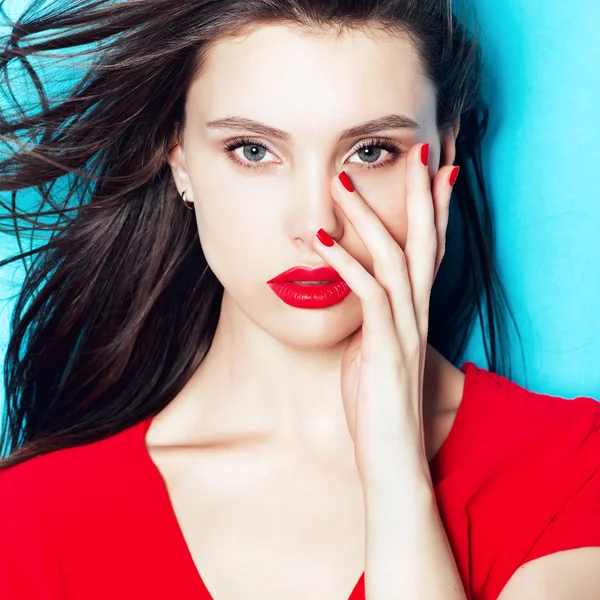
[267,281,352,309]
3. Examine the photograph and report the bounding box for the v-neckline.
[136,361,476,600]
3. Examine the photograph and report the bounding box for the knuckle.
[429,233,438,255]
[390,243,408,271]
[405,340,421,364]
[367,282,388,305]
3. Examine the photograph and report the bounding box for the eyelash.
[222,136,404,171]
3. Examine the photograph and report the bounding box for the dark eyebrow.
[205,113,421,143]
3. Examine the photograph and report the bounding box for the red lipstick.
[267,266,351,309]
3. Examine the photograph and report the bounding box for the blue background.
[1,0,599,429]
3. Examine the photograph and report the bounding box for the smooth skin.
[158,22,600,600]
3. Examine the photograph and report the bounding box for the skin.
[155,23,467,598]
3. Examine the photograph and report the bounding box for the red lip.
[267,266,342,284]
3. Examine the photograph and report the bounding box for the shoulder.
[435,364,600,599]
[454,359,600,431]
[478,363,600,471]
[483,365,600,433]
[432,359,600,504]
[0,449,76,574]
[424,344,467,415]
[0,420,144,535]
[426,352,600,470]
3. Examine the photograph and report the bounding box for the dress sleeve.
[522,411,600,565]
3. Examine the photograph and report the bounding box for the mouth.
[267,278,351,308]
[267,266,342,285]
[289,280,336,285]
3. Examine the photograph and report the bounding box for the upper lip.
[267,266,342,283]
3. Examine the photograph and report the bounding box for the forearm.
[363,467,467,600]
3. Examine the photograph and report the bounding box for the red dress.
[1,362,600,599]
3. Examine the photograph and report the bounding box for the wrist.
[361,459,434,507]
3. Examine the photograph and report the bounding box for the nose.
[285,172,344,247]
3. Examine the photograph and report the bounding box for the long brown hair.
[0,0,524,468]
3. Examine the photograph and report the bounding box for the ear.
[438,117,461,168]
[167,129,192,196]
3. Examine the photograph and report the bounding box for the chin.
[263,306,363,350]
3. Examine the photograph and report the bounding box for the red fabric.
[1,362,600,599]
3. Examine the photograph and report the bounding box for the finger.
[312,227,402,365]
[431,165,459,279]
[331,170,420,355]
[403,142,439,342]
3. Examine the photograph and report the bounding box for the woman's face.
[168,24,457,348]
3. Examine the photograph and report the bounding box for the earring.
[181,190,194,210]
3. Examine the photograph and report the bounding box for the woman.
[0,0,599,598]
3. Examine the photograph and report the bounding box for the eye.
[223,137,280,171]
[346,137,404,170]
[222,136,404,171]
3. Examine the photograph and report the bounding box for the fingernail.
[449,166,460,187]
[420,143,430,167]
[338,171,354,193]
[316,228,334,247]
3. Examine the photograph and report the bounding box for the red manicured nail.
[316,228,334,247]
[338,171,354,192]
[420,143,429,166]
[449,166,460,187]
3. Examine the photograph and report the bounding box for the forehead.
[187,24,437,134]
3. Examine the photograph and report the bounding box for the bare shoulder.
[424,344,467,415]
[423,345,466,460]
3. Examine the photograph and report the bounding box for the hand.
[313,142,459,484]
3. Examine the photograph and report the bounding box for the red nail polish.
[316,228,334,247]
[449,166,460,187]
[338,171,354,192]
[420,143,429,166]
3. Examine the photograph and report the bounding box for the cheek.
[196,198,264,253]
[190,182,278,278]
